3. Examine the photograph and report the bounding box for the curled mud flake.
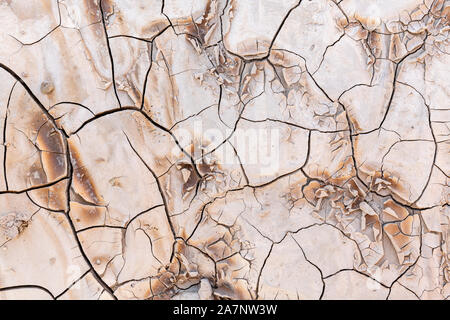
[360,201,382,242]
[176,162,199,196]
[354,14,381,32]
[382,199,409,222]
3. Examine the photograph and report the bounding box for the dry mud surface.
[0,0,449,300]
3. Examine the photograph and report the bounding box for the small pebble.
[40,81,54,94]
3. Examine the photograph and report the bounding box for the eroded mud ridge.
[0,0,448,300]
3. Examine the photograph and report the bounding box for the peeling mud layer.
[0,0,449,300]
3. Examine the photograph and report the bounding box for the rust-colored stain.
[36,121,66,181]
[68,140,103,205]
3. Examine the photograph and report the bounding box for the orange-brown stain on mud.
[383,199,409,221]
[368,31,382,55]
[68,140,103,206]
[39,0,54,15]
[216,255,252,299]
[337,16,349,30]
[141,20,169,40]
[384,223,411,248]
[346,177,367,198]
[144,240,203,299]
[432,0,449,20]
[302,180,322,204]
[399,215,414,235]
[148,271,177,299]
[125,82,142,107]
[372,169,404,193]
[359,164,409,205]
[443,5,450,22]
[177,162,200,194]
[184,0,213,45]
[358,162,403,190]
[108,176,122,187]
[70,202,106,229]
[84,0,113,24]
[143,45,180,125]
[28,162,48,186]
[347,112,363,133]
[206,237,234,261]
[16,220,29,235]
[36,121,66,181]
[30,179,68,211]
[312,156,356,187]
[198,161,217,176]
[287,176,307,200]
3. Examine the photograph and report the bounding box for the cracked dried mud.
[0,0,449,300]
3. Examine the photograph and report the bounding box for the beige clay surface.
[0,0,449,300]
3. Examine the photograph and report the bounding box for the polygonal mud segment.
[323,270,389,300]
[0,0,61,46]
[313,34,373,100]
[388,282,419,300]
[354,132,436,205]
[0,287,54,300]
[256,180,320,231]
[292,224,361,277]
[107,36,153,108]
[117,206,175,284]
[425,48,450,112]
[339,0,425,25]
[0,207,89,298]
[68,111,170,229]
[382,82,433,141]
[339,60,395,134]
[257,235,323,299]
[231,119,309,186]
[0,2,127,116]
[27,179,69,212]
[77,226,124,287]
[144,27,220,128]
[56,271,109,300]
[0,193,39,245]
[3,84,67,192]
[273,0,347,72]
[380,140,435,203]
